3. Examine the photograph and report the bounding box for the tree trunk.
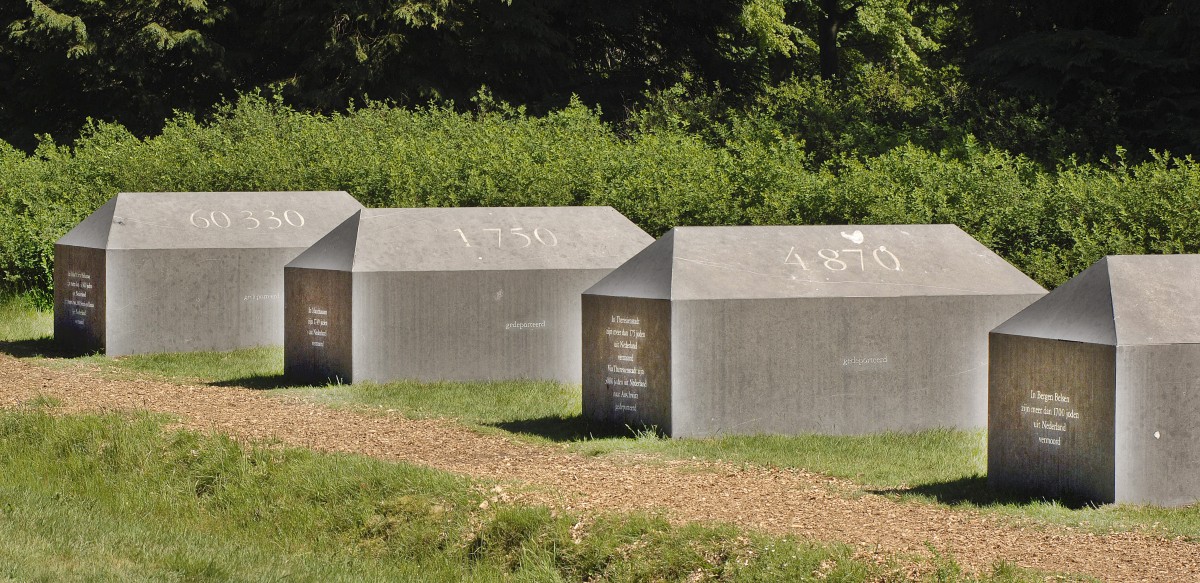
[818,0,861,80]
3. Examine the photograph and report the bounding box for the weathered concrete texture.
[54,192,365,355]
[989,255,1200,506]
[283,207,654,384]
[582,225,1046,437]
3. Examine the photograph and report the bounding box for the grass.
[0,405,1044,581]
[284,378,580,424]
[3,293,1199,544]
[0,292,52,344]
[113,345,287,387]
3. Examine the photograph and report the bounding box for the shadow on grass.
[210,374,301,390]
[870,475,1097,509]
[0,337,80,359]
[489,414,642,442]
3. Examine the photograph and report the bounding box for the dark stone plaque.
[283,267,353,384]
[581,295,672,432]
[53,244,106,354]
[988,334,1117,502]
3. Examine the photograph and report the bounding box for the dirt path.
[1,353,1196,581]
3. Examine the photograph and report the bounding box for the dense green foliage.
[2,1,1197,163]
[1,95,1198,299]
[961,1,1200,159]
[0,408,1046,581]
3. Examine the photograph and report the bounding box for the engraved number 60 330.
[190,210,305,229]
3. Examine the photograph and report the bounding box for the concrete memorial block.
[54,191,365,355]
[988,255,1200,506]
[283,206,653,384]
[582,225,1046,438]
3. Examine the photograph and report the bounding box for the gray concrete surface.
[989,255,1200,506]
[582,225,1047,437]
[54,191,364,355]
[283,207,653,384]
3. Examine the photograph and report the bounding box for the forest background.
[1,0,1199,298]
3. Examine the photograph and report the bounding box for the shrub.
[1,92,1198,297]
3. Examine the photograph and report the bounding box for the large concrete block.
[54,191,365,355]
[988,255,1200,506]
[582,225,1046,437]
[283,207,654,384]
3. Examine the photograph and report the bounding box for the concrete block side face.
[987,334,1116,503]
[53,244,106,354]
[1114,345,1200,506]
[352,270,601,383]
[284,267,353,384]
[581,294,672,434]
[668,295,1020,437]
[103,248,296,355]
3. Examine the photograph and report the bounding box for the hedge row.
[2,94,1198,299]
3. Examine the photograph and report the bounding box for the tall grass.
[0,407,1043,581]
[0,292,51,342]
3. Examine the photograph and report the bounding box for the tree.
[738,0,949,82]
[1,0,236,148]
[816,0,860,78]
[251,0,749,116]
[961,0,1200,159]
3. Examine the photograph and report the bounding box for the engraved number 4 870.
[785,246,901,271]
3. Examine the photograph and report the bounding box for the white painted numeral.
[533,227,558,246]
[784,246,809,270]
[510,227,532,248]
[818,249,847,271]
[786,245,902,272]
[453,227,559,248]
[842,249,865,270]
[188,210,210,228]
[873,246,901,271]
[190,209,305,230]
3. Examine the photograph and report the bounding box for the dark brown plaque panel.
[284,267,353,384]
[53,243,106,354]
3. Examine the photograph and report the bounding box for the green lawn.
[4,293,1198,545]
[0,405,1045,582]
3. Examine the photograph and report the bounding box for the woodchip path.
[1,352,1196,581]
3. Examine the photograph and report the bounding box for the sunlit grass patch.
[0,292,52,343]
[113,345,286,387]
[0,410,1044,581]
